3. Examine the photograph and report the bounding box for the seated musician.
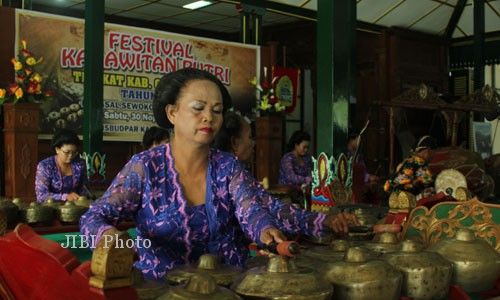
[213,109,326,222]
[279,130,312,189]
[346,132,379,203]
[80,69,357,281]
[384,135,436,198]
[142,126,170,149]
[35,129,89,203]
[212,110,254,163]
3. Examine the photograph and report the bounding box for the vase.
[255,115,284,185]
[258,110,285,118]
[3,102,39,201]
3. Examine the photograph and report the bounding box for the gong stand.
[381,84,498,172]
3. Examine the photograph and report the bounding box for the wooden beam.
[444,0,466,39]
[373,0,406,23]
[473,0,485,90]
[299,0,312,8]
[451,30,500,43]
[429,0,455,8]
[408,1,445,29]
[486,0,500,18]
[240,0,316,20]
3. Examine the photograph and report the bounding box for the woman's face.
[233,121,254,162]
[166,79,223,146]
[294,140,310,156]
[55,144,78,164]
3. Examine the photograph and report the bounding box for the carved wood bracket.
[402,198,500,252]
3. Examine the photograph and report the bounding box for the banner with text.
[17,10,259,141]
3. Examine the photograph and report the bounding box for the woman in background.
[279,130,312,188]
[35,129,89,203]
[142,126,170,149]
[212,110,254,163]
[213,112,348,236]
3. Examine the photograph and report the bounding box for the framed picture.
[472,122,492,159]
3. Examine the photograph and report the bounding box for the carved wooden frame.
[402,198,500,252]
[383,84,499,171]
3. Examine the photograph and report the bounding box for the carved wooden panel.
[3,103,39,201]
[402,198,500,252]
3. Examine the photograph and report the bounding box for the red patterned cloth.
[416,192,455,209]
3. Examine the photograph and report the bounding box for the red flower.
[21,49,32,58]
[261,81,270,90]
[8,83,19,94]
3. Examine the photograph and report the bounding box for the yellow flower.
[26,57,37,66]
[32,73,42,83]
[21,40,27,50]
[274,102,286,112]
[249,77,257,86]
[415,157,425,164]
[403,168,413,176]
[14,87,23,99]
[384,180,391,192]
[399,179,411,185]
[259,97,271,111]
[11,59,22,71]
[0,89,5,98]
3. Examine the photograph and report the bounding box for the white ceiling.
[271,0,500,37]
[31,0,500,38]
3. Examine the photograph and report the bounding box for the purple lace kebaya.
[278,151,312,187]
[80,144,326,280]
[35,156,88,203]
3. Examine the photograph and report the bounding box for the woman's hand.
[66,192,80,201]
[260,227,287,245]
[324,212,360,234]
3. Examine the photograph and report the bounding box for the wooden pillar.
[473,0,485,91]
[239,3,265,46]
[252,10,263,45]
[0,6,15,196]
[255,115,283,184]
[83,0,105,180]
[389,107,395,173]
[239,3,282,184]
[316,0,356,156]
[239,8,251,44]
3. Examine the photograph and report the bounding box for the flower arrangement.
[383,155,433,194]
[0,40,53,105]
[250,68,286,115]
